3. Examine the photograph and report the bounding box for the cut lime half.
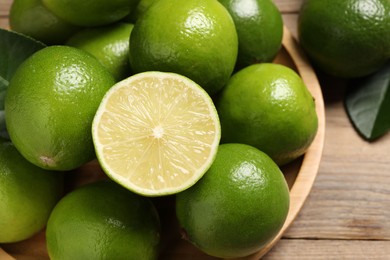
[92,71,221,196]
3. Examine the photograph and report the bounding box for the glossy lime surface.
[176,143,290,258]
[0,140,63,243]
[46,180,161,259]
[298,0,390,78]
[42,0,139,26]
[129,0,238,96]
[5,46,115,171]
[218,0,283,68]
[217,63,318,165]
[9,0,79,45]
[67,23,134,81]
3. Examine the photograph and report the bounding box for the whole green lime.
[218,0,283,68]
[9,0,80,45]
[298,0,390,78]
[176,143,290,258]
[42,0,140,26]
[216,63,318,166]
[67,23,134,81]
[129,0,238,95]
[5,46,115,171]
[46,180,161,259]
[0,139,63,243]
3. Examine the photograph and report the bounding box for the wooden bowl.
[0,27,325,260]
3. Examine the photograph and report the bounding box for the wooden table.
[1,0,389,258]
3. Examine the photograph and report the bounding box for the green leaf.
[0,28,46,138]
[345,62,390,141]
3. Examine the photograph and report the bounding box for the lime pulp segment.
[92,72,221,196]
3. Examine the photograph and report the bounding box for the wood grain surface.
[1,0,390,258]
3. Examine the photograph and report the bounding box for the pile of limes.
[1,0,321,259]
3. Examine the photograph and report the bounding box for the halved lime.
[92,71,221,196]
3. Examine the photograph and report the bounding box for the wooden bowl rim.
[240,26,326,260]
